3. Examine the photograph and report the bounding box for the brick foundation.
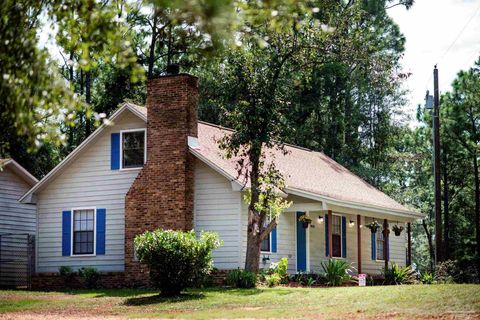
[124,74,199,285]
[31,272,126,290]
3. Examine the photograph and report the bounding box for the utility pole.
[433,65,444,263]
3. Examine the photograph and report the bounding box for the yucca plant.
[382,263,415,285]
[321,259,351,286]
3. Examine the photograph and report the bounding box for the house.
[0,158,38,235]
[0,158,38,287]
[20,72,422,288]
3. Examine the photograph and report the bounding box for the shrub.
[421,271,434,284]
[382,263,415,285]
[435,260,457,283]
[225,269,257,288]
[78,267,100,289]
[266,257,289,284]
[305,276,316,287]
[59,266,75,288]
[265,273,281,287]
[134,229,222,296]
[434,258,479,284]
[321,259,351,286]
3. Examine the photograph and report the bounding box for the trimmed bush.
[321,259,351,286]
[59,266,75,288]
[225,269,257,288]
[382,263,415,285]
[78,267,100,289]
[134,229,222,296]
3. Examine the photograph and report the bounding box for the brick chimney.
[124,73,198,284]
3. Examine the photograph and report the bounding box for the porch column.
[357,214,362,274]
[407,222,412,266]
[384,219,389,270]
[328,210,333,258]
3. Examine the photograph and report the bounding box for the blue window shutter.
[271,226,277,253]
[96,208,106,255]
[342,216,347,258]
[325,214,329,257]
[371,232,376,260]
[62,210,71,256]
[111,133,120,170]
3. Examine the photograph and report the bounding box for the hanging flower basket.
[298,214,312,228]
[392,225,404,236]
[366,220,380,234]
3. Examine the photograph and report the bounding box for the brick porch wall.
[124,74,198,286]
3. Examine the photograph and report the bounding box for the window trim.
[261,231,272,254]
[119,128,147,171]
[375,227,385,262]
[70,207,97,257]
[331,213,343,258]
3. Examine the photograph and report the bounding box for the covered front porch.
[260,192,417,275]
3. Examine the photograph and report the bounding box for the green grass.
[0,284,479,319]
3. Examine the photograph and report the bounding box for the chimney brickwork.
[124,74,198,285]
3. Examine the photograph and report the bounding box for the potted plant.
[298,214,312,228]
[366,220,380,234]
[392,224,404,236]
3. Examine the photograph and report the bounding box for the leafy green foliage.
[134,229,222,296]
[225,270,257,288]
[421,272,434,285]
[264,273,281,287]
[59,266,75,288]
[382,263,415,285]
[78,267,100,289]
[321,259,351,286]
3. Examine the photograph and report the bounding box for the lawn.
[0,284,479,319]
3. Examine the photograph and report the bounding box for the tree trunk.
[85,70,92,137]
[474,153,480,258]
[147,9,158,79]
[244,144,262,273]
[67,51,75,151]
[244,206,261,272]
[443,151,450,260]
[422,219,435,272]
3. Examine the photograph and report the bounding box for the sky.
[388,0,480,119]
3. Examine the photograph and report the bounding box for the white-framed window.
[376,227,385,261]
[261,233,271,253]
[72,208,96,256]
[331,215,342,257]
[261,219,271,253]
[120,129,146,170]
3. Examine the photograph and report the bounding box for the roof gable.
[19,103,146,203]
[1,158,38,187]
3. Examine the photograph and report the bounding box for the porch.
[260,199,414,275]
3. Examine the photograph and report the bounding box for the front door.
[296,212,307,272]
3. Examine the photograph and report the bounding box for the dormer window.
[121,129,146,169]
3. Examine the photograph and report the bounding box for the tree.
[442,61,480,260]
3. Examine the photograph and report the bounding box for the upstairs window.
[121,129,146,169]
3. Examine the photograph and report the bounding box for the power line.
[422,2,480,91]
[439,2,480,63]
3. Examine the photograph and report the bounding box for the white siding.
[361,217,407,275]
[0,167,36,235]
[240,201,297,273]
[194,161,242,269]
[36,111,145,272]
